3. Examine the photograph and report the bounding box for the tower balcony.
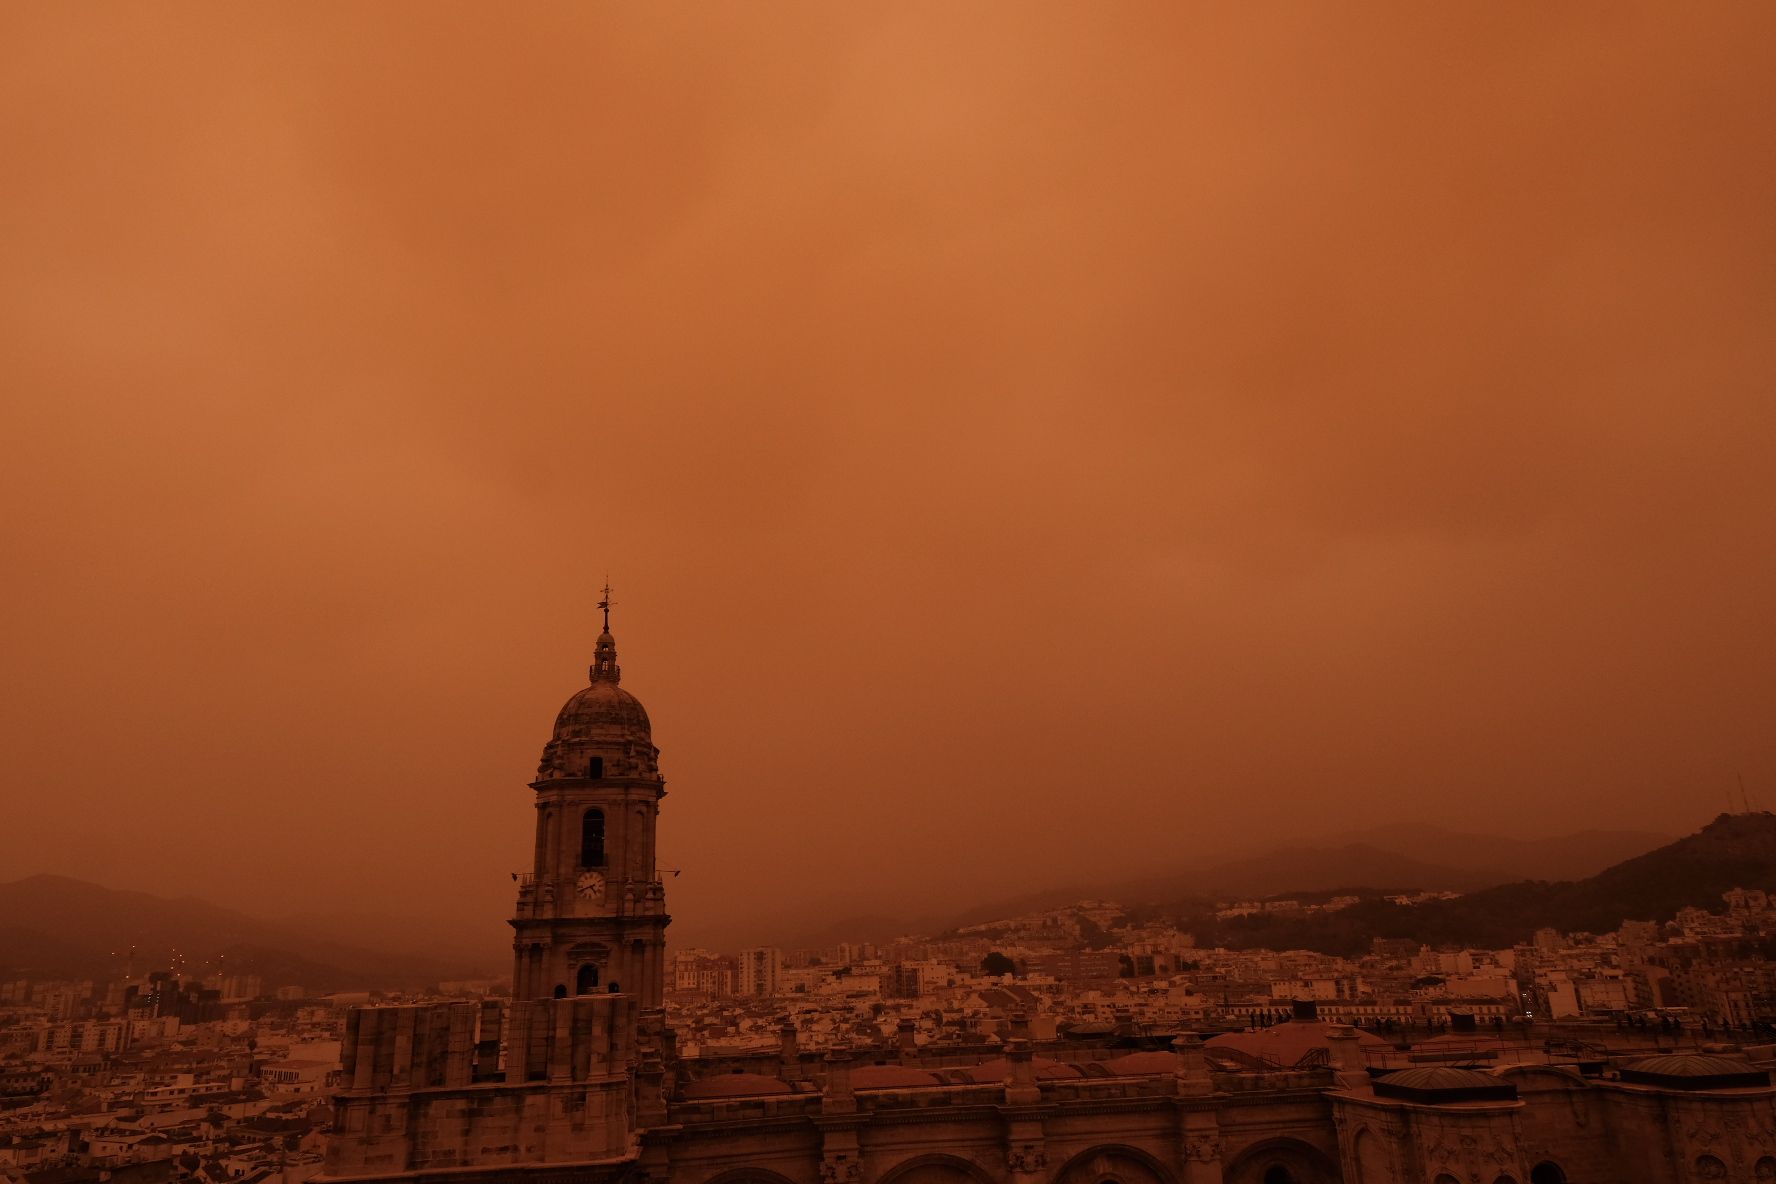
[512,872,537,916]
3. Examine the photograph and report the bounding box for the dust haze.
[3,4,1773,953]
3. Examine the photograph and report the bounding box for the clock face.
[576,871,605,900]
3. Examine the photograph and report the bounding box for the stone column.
[1004,1037,1041,1106]
[635,1052,668,1127]
[348,1008,377,1091]
[476,1000,504,1081]
[1178,1124,1224,1184]
[822,1047,855,1115]
[817,1057,863,1184]
[1001,1059,1048,1184]
[1006,1133,1047,1181]
[504,1002,533,1083]
[780,1018,802,1081]
[818,1125,862,1184]
[1173,1033,1212,1098]
[548,997,575,1081]
[389,1007,417,1091]
[1326,1025,1370,1092]
[1173,1035,1223,1184]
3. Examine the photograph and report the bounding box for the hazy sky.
[4,4,1774,953]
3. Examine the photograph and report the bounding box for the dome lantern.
[590,583,621,684]
[535,584,658,782]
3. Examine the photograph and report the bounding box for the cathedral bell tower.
[510,587,669,1009]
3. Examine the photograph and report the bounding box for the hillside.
[1185,842,1495,895]
[1455,811,1776,937]
[1203,812,1776,954]
[758,822,1675,948]
[0,875,499,989]
[1328,823,1671,884]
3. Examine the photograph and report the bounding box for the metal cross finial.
[598,580,615,632]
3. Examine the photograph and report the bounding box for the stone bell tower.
[510,587,669,1009]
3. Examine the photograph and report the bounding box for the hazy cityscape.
[7,766,1776,1183]
[7,4,1776,1183]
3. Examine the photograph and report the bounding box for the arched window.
[551,984,567,999]
[607,981,620,993]
[580,809,605,867]
[576,964,599,995]
[1695,1156,1727,1181]
[1529,1165,1565,1184]
[1755,1156,1776,1181]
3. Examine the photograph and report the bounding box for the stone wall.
[322,996,638,1181]
[322,1019,1776,1184]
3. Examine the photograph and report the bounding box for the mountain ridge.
[755,822,1673,946]
[1197,812,1776,954]
[1,820,1690,969]
[0,873,501,989]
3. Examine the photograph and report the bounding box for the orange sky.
[3,4,1774,953]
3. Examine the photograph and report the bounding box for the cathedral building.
[320,607,1776,1184]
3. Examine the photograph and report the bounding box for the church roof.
[850,1065,941,1089]
[1101,1050,1181,1077]
[680,1072,794,1099]
[1618,1054,1771,1091]
[947,1055,1082,1084]
[1372,1065,1517,1103]
[1205,1020,1388,1068]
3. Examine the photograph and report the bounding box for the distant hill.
[1159,824,1669,901]
[1328,822,1672,884]
[918,823,1671,941]
[0,875,499,989]
[1183,842,1494,896]
[0,925,107,979]
[1433,811,1776,940]
[764,822,1676,950]
[1204,812,1776,955]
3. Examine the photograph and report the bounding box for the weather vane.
[598,579,615,632]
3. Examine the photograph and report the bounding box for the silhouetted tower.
[509,586,670,1009]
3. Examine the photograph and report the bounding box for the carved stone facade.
[324,997,637,1179]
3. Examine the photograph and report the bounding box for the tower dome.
[552,674,651,736]
[534,597,659,782]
